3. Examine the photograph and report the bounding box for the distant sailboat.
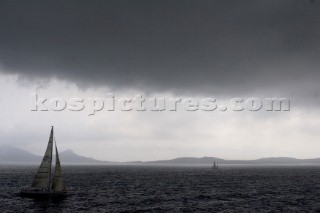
[20,126,67,197]
[212,161,219,170]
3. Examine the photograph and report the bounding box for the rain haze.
[0,0,320,161]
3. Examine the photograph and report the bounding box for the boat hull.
[19,190,67,198]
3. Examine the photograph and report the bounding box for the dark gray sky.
[1,0,319,94]
[0,0,319,161]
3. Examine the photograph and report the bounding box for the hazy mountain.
[0,145,106,164]
[59,149,107,164]
[144,157,227,165]
[0,145,319,165]
[142,157,320,165]
[0,145,41,164]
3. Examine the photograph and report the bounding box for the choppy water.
[0,165,320,212]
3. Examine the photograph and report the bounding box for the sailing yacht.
[212,161,219,170]
[20,126,67,197]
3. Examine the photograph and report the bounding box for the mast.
[48,126,53,190]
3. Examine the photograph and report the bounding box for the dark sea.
[0,165,320,212]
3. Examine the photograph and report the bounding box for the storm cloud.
[0,0,320,160]
[0,0,320,95]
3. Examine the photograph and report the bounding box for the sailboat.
[20,126,67,197]
[212,161,219,170]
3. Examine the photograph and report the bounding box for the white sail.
[31,127,54,189]
[52,144,65,192]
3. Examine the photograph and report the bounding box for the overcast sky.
[0,0,319,161]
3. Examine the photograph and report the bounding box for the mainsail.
[52,144,65,192]
[31,127,54,189]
